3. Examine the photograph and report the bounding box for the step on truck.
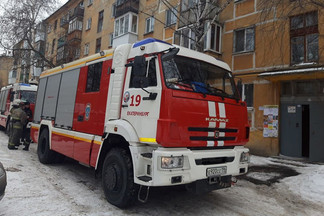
[0,83,38,132]
[31,38,250,208]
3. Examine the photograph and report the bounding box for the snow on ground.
[0,130,324,216]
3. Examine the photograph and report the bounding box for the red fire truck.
[31,38,250,208]
[0,83,37,132]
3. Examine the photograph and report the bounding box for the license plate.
[206,166,227,177]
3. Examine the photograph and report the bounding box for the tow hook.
[231,177,237,185]
[138,185,150,203]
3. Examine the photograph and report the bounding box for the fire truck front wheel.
[102,148,137,208]
[37,128,56,164]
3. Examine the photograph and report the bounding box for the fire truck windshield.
[162,55,238,99]
[19,91,37,103]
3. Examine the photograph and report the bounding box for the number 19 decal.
[130,95,141,106]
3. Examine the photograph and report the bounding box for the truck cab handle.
[143,93,157,101]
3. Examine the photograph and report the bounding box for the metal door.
[280,104,302,157]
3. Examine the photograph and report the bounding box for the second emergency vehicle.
[31,38,250,208]
[0,83,37,132]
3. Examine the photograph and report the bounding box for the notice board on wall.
[263,105,279,138]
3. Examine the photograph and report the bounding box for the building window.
[239,83,254,129]
[51,39,56,54]
[47,25,52,34]
[116,0,124,6]
[234,26,255,53]
[145,17,155,34]
[88,0,93,6]
[166,8,177,26]
[181,0,198,12]
[57,46,65,61]
[86,62,102,92]
[109,33,113,47]
[111,4,116,17]
[68,18,83,33]
[86,17,92,30]
[97,10,104,33]
[54,20,58,31]
[84,43,90,55]
[290,11,318,64]
[174,27,195,50]
[204,22,222,53]
[114,13,138,37]
[95,38,101,53]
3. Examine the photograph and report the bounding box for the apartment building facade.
[41,0,324,161]
[221,0,324,162]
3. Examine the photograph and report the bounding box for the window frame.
[290,11,318,64]
[97,10,104,33]
[145,17,155,34]
[166,7,177,27]
[86,62,103,93]
[204,22,222,53]
[86,17,92,30]
[114,13,138,37]
[95,38,101,53]
[233,26,255,53]
[174,27,196,50]
[84,43,90,55]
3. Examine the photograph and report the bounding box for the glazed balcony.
[115,0,139,18]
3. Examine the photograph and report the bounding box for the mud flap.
[185,175,232,194]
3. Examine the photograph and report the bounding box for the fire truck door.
[73,60,111,164]
[121,56,162,142]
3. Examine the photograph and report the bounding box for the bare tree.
[0,0,59,70]
[139,0,233,52]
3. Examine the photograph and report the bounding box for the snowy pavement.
[0,130,324,216]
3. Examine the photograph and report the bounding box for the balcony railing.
[69,6,84,20]
[67,30,82,43]
[115,0,139,17]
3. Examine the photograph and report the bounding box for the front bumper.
[131,145,249,187]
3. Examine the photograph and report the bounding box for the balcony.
[69,6,84,20]
[60,17,69,29]
[57,36,67,48]
[67,30,82,44]
[115,0,139,18]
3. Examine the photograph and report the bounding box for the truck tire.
[102,148,137,208]
[37,128,56,164]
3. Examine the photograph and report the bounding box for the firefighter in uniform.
[22,101,32,151]
[8,100,27,150]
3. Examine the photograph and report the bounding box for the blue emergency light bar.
[133,38,171,48]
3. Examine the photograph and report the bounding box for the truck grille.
[188,127,238,142]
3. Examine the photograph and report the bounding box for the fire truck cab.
[31,38,250,208]
[0,83,37,131]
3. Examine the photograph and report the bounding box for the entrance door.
[280,104,303,157]
[301,105,310,157]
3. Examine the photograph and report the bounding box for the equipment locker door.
[72,60,112,164]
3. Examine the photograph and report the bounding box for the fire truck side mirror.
[162,48,179,61]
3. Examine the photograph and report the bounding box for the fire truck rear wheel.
[102,148,137,208]
[37,128,56,164]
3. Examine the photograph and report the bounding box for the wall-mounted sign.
[287,106,296,113]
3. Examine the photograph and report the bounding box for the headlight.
[240,152,250,163]
[161,156,184,169]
